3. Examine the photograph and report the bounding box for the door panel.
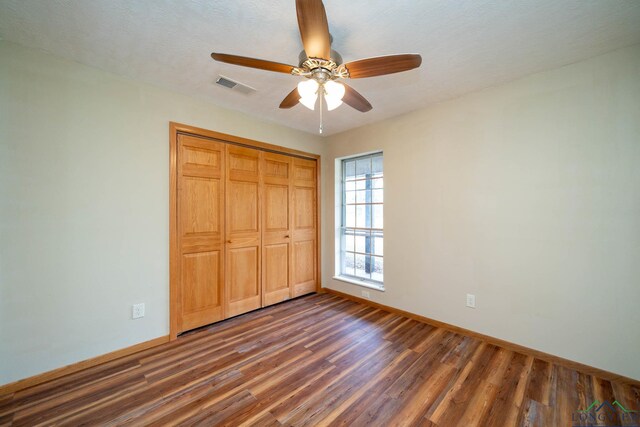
[294,162,316,183]
[229,152,259,175]
[292,158,317,297]
[181,177,221,235]
[182,252,221,311]
[293,240,316,296]
[226,145,262,317]
[264,244,288,291]
[263,243,289,305]
[294,187,315,230]
[264,185,289,231]
[262,153,293,306]
[180,251,223,330]
[177,135,225,333]
[264,157,289,179]
[227,245,260,316]
[228,181,259,232]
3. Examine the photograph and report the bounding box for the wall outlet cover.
[132,303,145,319]
[362,290,371,299]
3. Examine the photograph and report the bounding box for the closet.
[170,123,319,337]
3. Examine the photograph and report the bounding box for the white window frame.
[334,152,384,291]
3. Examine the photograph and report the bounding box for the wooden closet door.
[262,153,293,306]
[225,145,262,317]
[176,135,225,332]
[292,158,317,297]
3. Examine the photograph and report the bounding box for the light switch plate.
[466,294,476,308]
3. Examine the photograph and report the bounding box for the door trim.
[169,122,321,340]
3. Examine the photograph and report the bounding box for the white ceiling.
[1,0,640,136]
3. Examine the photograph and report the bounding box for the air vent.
[215,75,257,95]
[216,76,237,89]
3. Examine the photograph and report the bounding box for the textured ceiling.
[1,0,640,136]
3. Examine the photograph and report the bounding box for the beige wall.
[323,44,640,380]
[0,41,324,385]
[2,39,639,386]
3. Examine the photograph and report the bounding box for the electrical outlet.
[132,303,145,319]
[361,290,371,299]
[466,294,476,309]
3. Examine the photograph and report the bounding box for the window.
[339,153,383,288]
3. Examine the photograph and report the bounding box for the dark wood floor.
[1,293,638,426]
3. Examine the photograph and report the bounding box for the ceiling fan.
[211,0,422,131]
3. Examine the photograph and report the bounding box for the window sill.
[332,276,385,291]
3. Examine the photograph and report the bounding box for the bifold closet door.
[225,145,262,317]
[262,153,293,306]
[292,158,317,297]
[176,135,225,333]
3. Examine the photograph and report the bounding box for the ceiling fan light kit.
[323,80,345,111]
[297,79,319,110]
[211,0,422,133]
[296,79,345,112]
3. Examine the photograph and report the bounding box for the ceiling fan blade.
[342,84,372,112]
[211,53,295,74]
[296,0,331,60]
[344,54,422,78]
[279,87,300,109]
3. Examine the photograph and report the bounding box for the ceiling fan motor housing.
[298,49,343,67]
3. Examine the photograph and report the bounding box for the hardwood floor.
[1,293,638,426]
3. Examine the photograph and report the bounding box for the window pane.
[345,161,356,179]
[345,190,355,204]
[355,253,369,279]
[371,256,383,282]
[356,205,371,228]
[345,205,355,227]
[355,230,370,253]
[372,189,383,203]
[355,179,366,190]
[356,190,368,204]
[372,205,383,229]
[356,158,371,178]
[372,156,383,176]
[372,178,383,189]
[343,252,355,276]
[344,231,355,253]
[365,255,374,276]
[345,180,355,191]
[372,234,383,256]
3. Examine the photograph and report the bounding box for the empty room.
[1,0,639,425]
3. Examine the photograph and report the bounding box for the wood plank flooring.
[1,293,638,426]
